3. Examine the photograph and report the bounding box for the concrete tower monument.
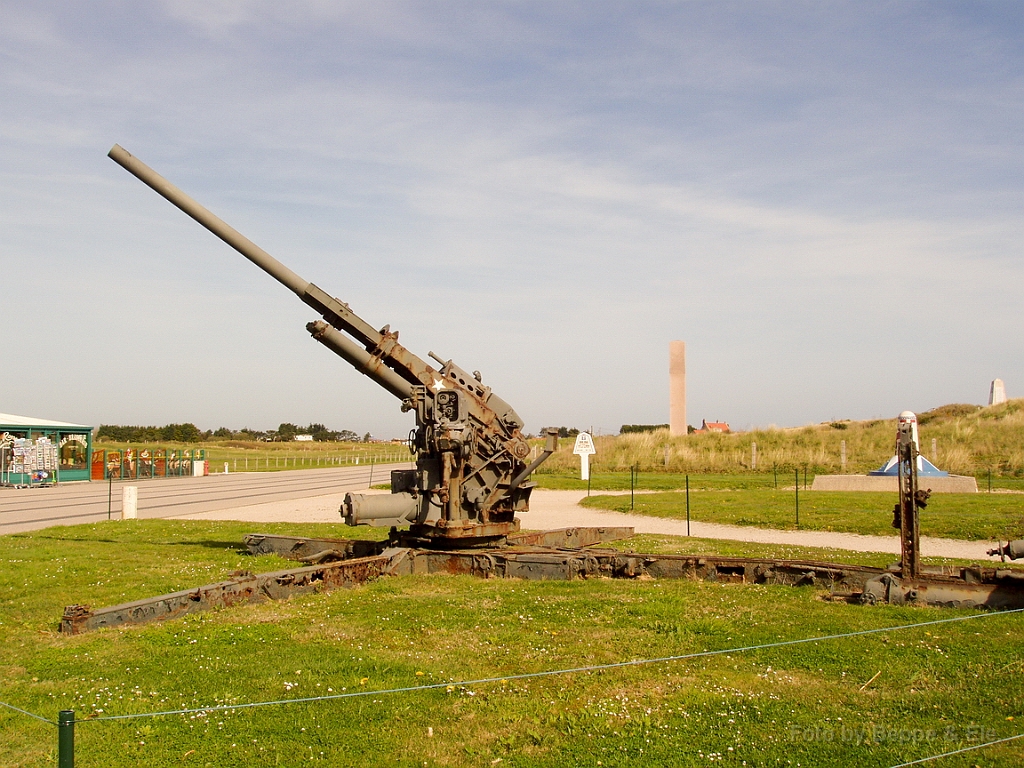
[669,340,687,436]
[989,379,1007,406]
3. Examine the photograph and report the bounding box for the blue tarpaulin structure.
[869,454,949,477]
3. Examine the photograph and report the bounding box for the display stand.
[1,437,59,488]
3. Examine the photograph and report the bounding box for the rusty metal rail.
[61,552,402,634]
[242,526,636,562]
[60,527,1024,634]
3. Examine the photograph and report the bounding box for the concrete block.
[811,475,978,493]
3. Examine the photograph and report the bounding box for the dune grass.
[539,399,1024,480]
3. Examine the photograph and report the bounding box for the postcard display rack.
[1,436,60,487]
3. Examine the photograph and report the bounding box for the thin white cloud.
[1,2,1022,434]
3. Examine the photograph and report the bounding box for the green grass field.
[17,402,1017,764]
[534,470,1024,493]
[577,487,1024,542]
[531,470,1024,541]
[2,521,1023,767]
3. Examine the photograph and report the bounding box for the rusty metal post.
[58,710,74,768]
[896,424,921,579]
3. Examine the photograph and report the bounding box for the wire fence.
[3,608,1022,765]
[0,699,54,724]
[889,732,1024,767]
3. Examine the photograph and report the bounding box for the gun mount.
[891,411,929,580]
[109,144,557,545]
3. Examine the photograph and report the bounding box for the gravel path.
[180,488,1001,562]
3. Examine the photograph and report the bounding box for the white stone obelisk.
[669,341,687,436]
[989,379,1007,405]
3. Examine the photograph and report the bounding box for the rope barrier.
[0,700,54,725]
[890,731,1024,767]
[3,606,1020,768]
[80,606,1023,724]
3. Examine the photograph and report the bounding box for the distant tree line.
[620,424,669,434]
[97,422,364,443]
[268,423,361,442]
[97,423,206,443]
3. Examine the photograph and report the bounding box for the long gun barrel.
[109,145,555,544]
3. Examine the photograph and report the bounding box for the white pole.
[121,486,138,520]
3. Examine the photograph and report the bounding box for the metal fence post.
[795,469,800,527]
[685,474,690,536]
[58,710,74,768]
[630,465,636,510]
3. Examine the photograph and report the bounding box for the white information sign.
[572,432,596,481]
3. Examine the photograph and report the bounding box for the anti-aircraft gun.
[108,145,557,546]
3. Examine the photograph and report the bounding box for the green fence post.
[58,710,75,768]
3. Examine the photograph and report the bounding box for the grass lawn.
[2,521,1023,767]
[535,471,789,491]
[535,470,1024,494]
[578,488,1024,542]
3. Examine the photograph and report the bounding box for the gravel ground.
[179,488,1001,561]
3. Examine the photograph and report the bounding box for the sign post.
[572,432,596,481]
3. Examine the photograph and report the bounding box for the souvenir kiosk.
[0,412,93,486]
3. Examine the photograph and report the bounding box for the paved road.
[0,464,412,535]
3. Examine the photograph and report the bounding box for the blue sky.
[2,2,1021,438]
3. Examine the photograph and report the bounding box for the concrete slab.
[811,475,978,493]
